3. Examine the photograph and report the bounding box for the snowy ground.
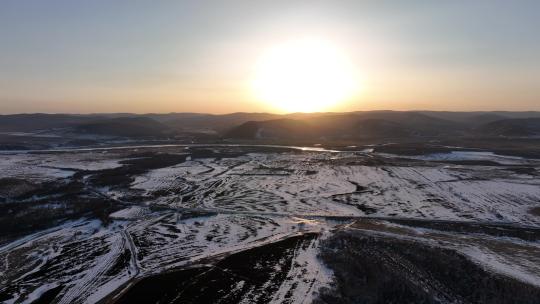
[0,146,539,303]
[0,151,125,181]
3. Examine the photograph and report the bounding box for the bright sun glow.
[252,39,359,113]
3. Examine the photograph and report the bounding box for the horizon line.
[2,109,540,116]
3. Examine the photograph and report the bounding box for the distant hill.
[0,114,103,132]
[152,112,282,133]
[226,119,314,140]
[465,113,509,125]
[1,111,540,141]
[477,118,540,136]
[225,111,466,140]
[74,117,173,138]
[417,111,540,125]
[354,112,464,136]
[354,119,412,138]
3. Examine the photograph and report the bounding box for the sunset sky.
[1,0,539,114]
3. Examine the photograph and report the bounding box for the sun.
[251,39,359,113]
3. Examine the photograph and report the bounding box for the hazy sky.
[1,0,539,114]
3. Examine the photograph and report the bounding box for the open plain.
[1,144,539,303]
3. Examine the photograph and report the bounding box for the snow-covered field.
[126,150,540,225]
[0,151,125,181]
[0,146,539,303]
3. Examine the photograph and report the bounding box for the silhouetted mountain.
[226,119,314,140]
[466,113,509,125]
[0,114,103,132]
[354,119,412,138]
[1,111,540,142]
[154,112,281,133]
[225,111,466,140]
[354,111,464,136]
[477,118,540,136]
[74,117,173,138]
[416,111,540,125]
